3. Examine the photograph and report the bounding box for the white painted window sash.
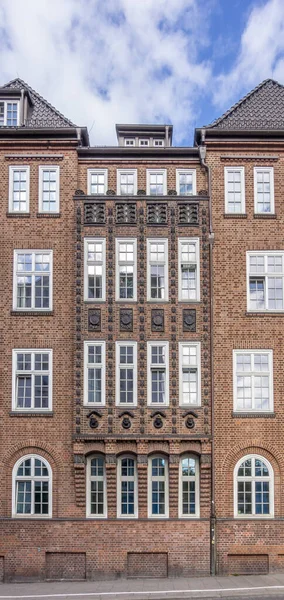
[254,167,274,214]
[233,349,273,413]
[148,455,169,518]
[12,349,53,412]
[178,455,200,518]
[86,455,107,518]
[178,238,200,302]
[179,342,201,406]
[176,169,196,195]
[87,169,108,195]
[246,251,284,312]
[84,341,106,406]
[146,169,167,196]
[38,166,60,213]
[12,454,52,518]
[115,238,137,301]
[84,238,106,302]
[224,166,245,214]
[115,342,137,406]
[147,239,168,301]
[9,166,30,213]
[233,454,274,518]
[117,456,138,518]
[147,341,169,406]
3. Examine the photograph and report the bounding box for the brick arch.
[147,441,170,455]
[179,441,202,455]
[84,442,106,456]
[114,441,138,455]
[116,450,138,459]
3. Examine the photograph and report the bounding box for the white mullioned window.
[178,238,200,301]
[139,139,149,146]
[124,138,135,146]
[179,455,200,518]
[254,167,274,214]
[233,350,273,413]
[116,342,137,406]
[234,455,274,518]
[153,139,164,147]
[117,169,137,195]
[247,251,284,312]
[84,238,106,301]
[179,343,201,406]
[84,342,106,406]
[146,169,167,195]
[87,455,107,517]
[116,239,137,301]
[147,342,169,406]
[0,100,19,126]
[147,239,168,301]
[12,455,52,518]
[39,166,60,213]
[224,166,245,213]
[176,169,196,196]
[87,169,108,195]
[13,250,53,311]
[9,166,30,213]
[12,349,52,411]
[117,455,138,518]
[148,455,169,518]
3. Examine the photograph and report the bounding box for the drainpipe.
[199,129,216,576]
[165,125,169,147]
[20,89,25,126]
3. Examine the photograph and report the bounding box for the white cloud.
[0,0,212,144]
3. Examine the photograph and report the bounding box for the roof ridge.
[206,78,282,128]
[3,77,76,127]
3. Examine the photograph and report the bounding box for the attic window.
[0,101,19,126]
[139,139,149,147]
[125,138,135,146]
[154,139,164,147]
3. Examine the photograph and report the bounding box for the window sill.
[11,310,53,316]
[6,212,30,218]
[9,411,54,417]
[253,213,277,219]
[246,311,284,316]
[232,412,275,418]
[36,213,61,218]
[223,213,247,219]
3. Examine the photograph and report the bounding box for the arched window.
[179,455,200,518]
[117,455,137,518]
[13,455,52,517]
[87,455,106,518]
[148,455,169,518]
[234,454,274,517]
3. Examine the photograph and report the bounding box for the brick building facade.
[0,76,283,581]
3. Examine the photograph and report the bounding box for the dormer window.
[139,139,149,147]
[154,139,164,147]
[0,101,19,126]
[125,138,135,146]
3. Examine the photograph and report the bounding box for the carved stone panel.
[84,203,106,224]
[120,308,133,332]
[151,309,164,332]
[88,309,101,331]
[147,204,167,224]
[178,203,199,225]
[183,309,196,332]
[116,203,137,224]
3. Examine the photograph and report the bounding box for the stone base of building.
[0,520,210,582]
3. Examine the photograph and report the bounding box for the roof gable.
[2,77,76,128]
[207,79,284,130]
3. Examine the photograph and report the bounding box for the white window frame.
[13,250,53,311]
[124,138,135,146]
[178,238,200,302]
[0,100,20,126]
[84,341,106,406]
[117,455,138,518]
[84,238,106,302]
[233,349,273,413]
[116,342,137,406]
[139,139,149,147]
[117,169,137,196]
[9,166,30,213]
[234,454,274,519]
[12,454,52,518]
[147,239,168,302]
[12,349,53,412]
[86,455,107,518]
[179,454,200,518]
[176,169,196,196]
[147,341,169,406]
[153,139,164,147]
[38,166,60,213]
[115,238,137,301]
[246,251,284,312]
[254,167,274,214]
[148,455,169,518]
[146,169,167,196]
[224,166,245,214]
[87,169,108,195]
[179,342,201,407]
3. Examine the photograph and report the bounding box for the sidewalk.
[1,573,284,599]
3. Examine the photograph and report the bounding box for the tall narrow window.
[179,343,201,406]
[117,169,137,195]
[84,239,106,301]
[234,455,273,517]
[9,166,30,213]
[13,455,52,517]
[12,350,52,411]
[39,166,60,213]
[224,167,245,213]
[247,252,284,311]
[117,456,137,517]
[13,250,52,311]
[179,455,199,517]
[147,239,168,301]
[147,342,169,406]
[84,342,105,405]
[178,238,200,301]
[148,455,168,517]
[233,350,273,413]
[147,170,167,195]
[116,342,137,406]
[176,170,196,196]
[0,101,19,126]
[87,456,106,517]
[254,167,274,214]
[116,239,137,301]
[87,169,108,195]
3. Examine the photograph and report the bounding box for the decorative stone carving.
[84,203,105,224]
[86,410,102,430]
[183,309,196,332]
[183,410,198,430]
[74,189,85,196]
[198,189,208,196]
[168,189,177,195]
[151,411,166,429]
[116,203,137,224]
[120,308,133,332]
[178,203,199,225]
[151,309,164,332]
[147,204,167,224]
[88,309,101,331]
[106,189,116,195]
[74,454,85,464]
[137,189,146,196]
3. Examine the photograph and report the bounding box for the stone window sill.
[232,412,275,418]
[36,213,61,218]
[9,411,54,417]
[223,213,247,219]
[253,213,277,219]
[246,311,284,316]
[11,311,54,316]
[6,212,30,218]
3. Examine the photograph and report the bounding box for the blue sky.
[0,0,284,145]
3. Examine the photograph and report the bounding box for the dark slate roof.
[2,77,76,128]
[206,79,284,130]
